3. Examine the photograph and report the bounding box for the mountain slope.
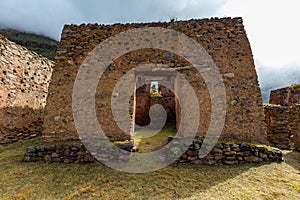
[0,29,59,60]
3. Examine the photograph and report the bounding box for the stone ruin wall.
[290,104,300,150]
[43,17,267,144]
[264,84,300,150]
[264,105,291,149]
[270,85,300,106]
[0,34,53,144]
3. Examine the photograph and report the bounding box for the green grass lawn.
[0,137,299,200]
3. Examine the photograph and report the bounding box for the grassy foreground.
[0,137,299,200]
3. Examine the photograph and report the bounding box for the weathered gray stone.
[224,160,238,165]
[240,142,250,150]
[212,148,223,154]
[26,146,36,153]
[224,151,237,156]
[51,152,59,158]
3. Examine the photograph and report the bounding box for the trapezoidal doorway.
[133,68,179,152]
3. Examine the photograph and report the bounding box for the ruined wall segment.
[265,84,300,150]
[290,104,300,151]
[43,17,267,143]
[269,85,300,107]
[288,85,300,106]
[0,34,53,144]
[269,87,289,105]
[264,105,291,149]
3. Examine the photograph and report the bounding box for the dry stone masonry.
[270,84,300,106]
[0,34,53,144]
[290,104,300,151]
[23,138,283,165]
[264,84,300,150]
[43,17,267,144]
[23,142,133,164]
[264,105,291,149]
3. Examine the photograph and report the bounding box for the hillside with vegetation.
[0,29,58,60]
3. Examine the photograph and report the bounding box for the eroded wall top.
[270,84,300,106]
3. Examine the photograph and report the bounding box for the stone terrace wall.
[43,17,267,144]
[0,34,53,144]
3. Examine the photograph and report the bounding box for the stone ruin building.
[264,84,300,150]
[0,34,53,144]
[43,17,267,144]
[19,17,287,165]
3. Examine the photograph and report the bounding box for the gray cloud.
[0,0,86,39]
[0,0,298,98]
[257,64,300,89]
[0,0,228,40]
[256,62,300,102]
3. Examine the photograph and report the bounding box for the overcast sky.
[0,0,299,94]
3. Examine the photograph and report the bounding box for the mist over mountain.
[0,0,298,101]
[0,27,298,101]
[0,0,228,40]
[257,63,300,102]
[0,29,59,60]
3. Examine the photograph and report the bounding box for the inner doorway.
[133,70,179,152]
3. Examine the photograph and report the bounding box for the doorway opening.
[133,71,179,152]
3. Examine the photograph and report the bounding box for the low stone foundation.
[23,141,133,164]
[23,138,283,165]
[169,138,283,164]
[23,143,94,163]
